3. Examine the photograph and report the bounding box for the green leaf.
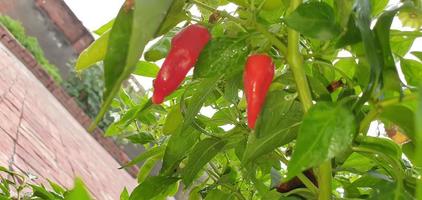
[163,105,183,135]
[137,154,161,183]
[204,189,235,200]
[284,1,341,40]
[182,138,227,186]
[129,176,179,200]
[193,37,249,79]
[356,136,402,160]
[334,58,356,80]
[400,58,422,87]
[287,102,356,179]
[126,132,155,145]
[182,77,221,125]
[47,179,66,195]
[91,0,175,131]
[94,19,114,35]
[341,152,376,172]
[402,142,416,163]
[161,126,201,175]
[370,0,388,17]
[242,91,303,164]
[64,178,92,200]
[353,0,383,110]
[132,61,160,77]
[76,31,109,71]
[120,146,164,168]
[120,188,129,200]
[391,31,416,56]
[144,30,175,62]
[335,17,361,48]
[334,0,355,28]
[155,0,187,36]
[373,4,404,93]
[31,185,56,200]
[412,51,422,61]
[380,104,415,140]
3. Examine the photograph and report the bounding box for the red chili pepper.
[152,24,211,104]
[244,54,275,129]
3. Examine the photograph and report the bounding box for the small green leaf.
[243,91,303,164]
[370,0,388,16]
[120,188,129,200]
[161,126,201,175]
[287,102,356,179]
[94,19,114,35]
[163,105,183,135]
[391,31,416,57]
[380,104,415,140]
[129,176,179,200]
[182,138,227,186]
[356,136,402,160]
[204,189,235,200]
[76,31,109,71]
[47,179,66,195]
[284,2,341,40]
[374,4,408,93]
[353,0,383,111]
[144,30,175,62]
[64,178,92,200]
[31,185,56,200]
[132,61,160,78]
[193,37,249,79]
[412,51,422,61]
[155,0,187,36]
[341,152,376,172]
[137,154,161,183]
[126,132,155,145]
[182,77,221,125]
[400,58,422,87]
[120,146,164,169]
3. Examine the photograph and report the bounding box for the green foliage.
[76,0,422,199]
[0,15,62,83]
[63,64,113,130]
[0,166,91,199]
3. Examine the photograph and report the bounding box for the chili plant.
[76,0,422,199]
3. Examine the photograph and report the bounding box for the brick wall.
[0,34,137,199]
[34,0,93,53]
[0,25,139,178]
[0,0,94,77]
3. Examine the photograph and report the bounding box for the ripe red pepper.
[244,54,275,129]
[152,24,211,104]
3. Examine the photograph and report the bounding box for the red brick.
[0,28,136,199]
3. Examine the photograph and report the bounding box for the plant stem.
[415,88,422,200]
[391,30,422,37]
[254,23,287,55]
[275,151,319,194]
[286,0,331,198]
[317,162,332,200]
[286,1,312,113]
[359,94,418,134]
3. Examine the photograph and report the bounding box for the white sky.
[64,0,124,31]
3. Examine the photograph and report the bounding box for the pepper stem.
[286,0,332,199]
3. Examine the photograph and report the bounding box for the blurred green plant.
[0,15,62,83]
[63,63,114,130]
[0,166,92,200]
